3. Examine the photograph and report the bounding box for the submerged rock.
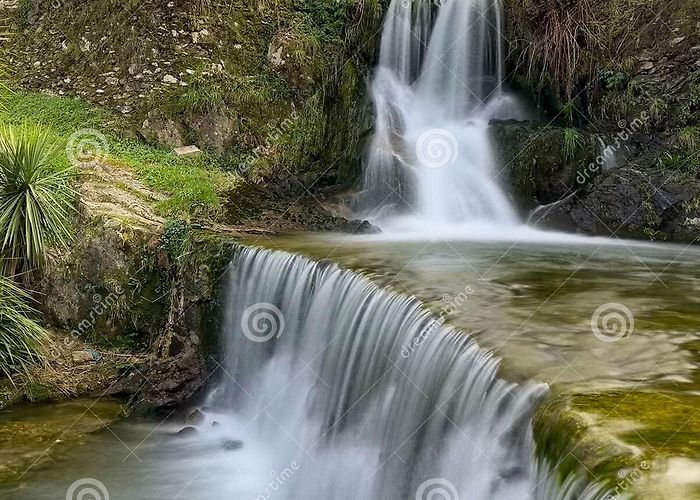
[222,439,243,451]
[175,426,197,437]
[339,219,381,235]
[184,408,205,425]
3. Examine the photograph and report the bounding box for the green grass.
[0,89,235,220]
[562,127,585,161]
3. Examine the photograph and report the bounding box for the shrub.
[0,273,49,378]
[0,124,76,275]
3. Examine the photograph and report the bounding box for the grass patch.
[0,89,236,220]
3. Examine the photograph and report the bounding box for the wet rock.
[211,421,220,428]
[222,439,243,451]
[489,120,598,213]
[184,408,205,425]
[534,165,700,242]
[339,219,381,235]
[175,426,197,437]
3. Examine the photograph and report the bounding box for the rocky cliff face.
[501,0,700,241]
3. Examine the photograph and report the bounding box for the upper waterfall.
[356,0,525,231]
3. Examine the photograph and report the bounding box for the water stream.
[357,0,525,231]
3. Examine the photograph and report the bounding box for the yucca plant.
[0,272,49,378]
[0,124,76,276]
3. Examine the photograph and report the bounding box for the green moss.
[161,219,192,261]
[571,391,700,459]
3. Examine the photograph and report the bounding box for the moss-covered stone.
[535,389,700,498]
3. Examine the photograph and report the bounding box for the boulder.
[141,110,185,148]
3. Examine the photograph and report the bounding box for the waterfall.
[356,0,526,231]
[197,247,614,500]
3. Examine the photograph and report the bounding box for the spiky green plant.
[0,273,49,378]
[562,128,585,161]
[0,124,76,275]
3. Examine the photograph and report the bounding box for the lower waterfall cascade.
[194,246,616,500]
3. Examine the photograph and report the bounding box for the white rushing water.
[186,247,614,500]
[357,0,527,232]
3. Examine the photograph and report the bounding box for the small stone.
[222,439,244,451]
[670,36,685,46]
[211,421,220,428]
[95,89,105,94]
[175,426,197,437]
[184,408,205,425]
[105,77,119,85]
[174,145,201,157]
[639,61,654,71]
[163,74,178,84]
[72,350,98,363]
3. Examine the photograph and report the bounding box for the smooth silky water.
[2,235,698,499]
[2,0,699,497]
